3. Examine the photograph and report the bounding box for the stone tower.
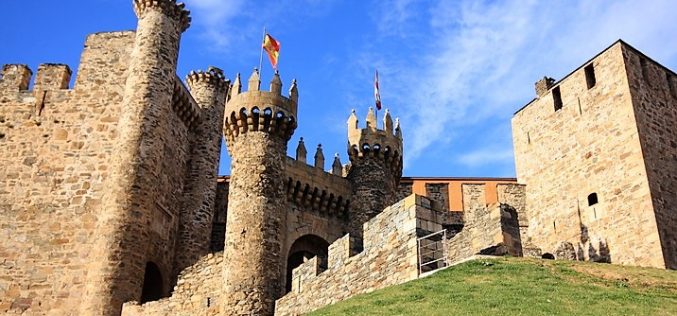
[346,108,403,238]
[221,69,298,314]
[81,1,191,315]
[174,68,230,274]
[512,40,677,269]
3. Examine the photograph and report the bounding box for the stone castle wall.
[623,46,677,269]
[0,32,136,315]
[0,4,226,312]
[122,253,224,316]
[274,194,440,316]
[512,42,665,268]
[446,184,527,262]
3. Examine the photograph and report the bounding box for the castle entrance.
[285,235,330,292]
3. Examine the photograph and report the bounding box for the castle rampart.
[0,30,137,315]
[274,194,438,316]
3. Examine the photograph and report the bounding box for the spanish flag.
[262,33,281,70]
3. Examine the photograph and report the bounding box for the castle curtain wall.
[0,32,136,314]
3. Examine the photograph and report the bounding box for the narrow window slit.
[584,64,596,89]
[552,86,563,111]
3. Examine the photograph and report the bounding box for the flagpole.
[258,27,266,78]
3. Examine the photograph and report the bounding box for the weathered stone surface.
[512,41,675,269]
[1,2,675,316]
[275,194,442,316]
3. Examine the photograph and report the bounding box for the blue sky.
[2,0,676,177]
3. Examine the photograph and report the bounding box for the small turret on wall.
[346,107,403,239]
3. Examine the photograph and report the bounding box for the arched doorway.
[286,235,330,293]
[140,262,164,303]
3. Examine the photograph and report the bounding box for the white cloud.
[369,0,677,169]
[185,0,246,49]
[457,148,514,168]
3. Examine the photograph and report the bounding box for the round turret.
[223,69,298,149]
[345,107,403,239]
[347,108,403,178]
[221,69,298,314]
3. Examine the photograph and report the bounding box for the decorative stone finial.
[332,153,342,176]
[270,71,282,95]
[296,137,307,163]
[231,73,242,96]
[347,109,358,129]
[366,107,377,131]
[383,109,393,135]
[394,117,402,139]
[248,68,261,91]
[314,144,325,169]
[289,79,298,103]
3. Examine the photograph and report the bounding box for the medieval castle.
[0,1,675,315]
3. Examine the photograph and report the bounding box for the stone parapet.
[284,156,352,218]
[224,70,298,146]
[133,0,191,33]
[172,77,202,129]
[122,253,224,316]
[275,194,448,316]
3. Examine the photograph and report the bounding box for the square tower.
[512,40,676,269]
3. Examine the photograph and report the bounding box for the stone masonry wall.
[512,42,664,268]
[0,32,135,315]
[623,46,677,269]
[275,194,445,316]
[445,184,527,262]
[425,183,450,211]
[81,2,192,313]
[122,253,225,316]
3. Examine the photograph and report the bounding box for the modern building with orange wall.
[398,177,518,212]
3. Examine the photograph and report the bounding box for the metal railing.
[417,229,448,276]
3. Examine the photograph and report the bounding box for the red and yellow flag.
[262,33,281,70]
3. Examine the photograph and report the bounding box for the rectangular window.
[552,86,563,111]
[584,64,596,89]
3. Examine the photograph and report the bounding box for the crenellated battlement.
[346,107,403,176]
[223,69,298,145]
[277,194,449,315]
[0,63,72,94]
[172,76,202,129]
[133,0,191,32]
[186,67,229,95]
[284,156,352,218]
[0,64,32,92]
[0,63,75,116]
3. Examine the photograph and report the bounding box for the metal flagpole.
[258,27,266,78]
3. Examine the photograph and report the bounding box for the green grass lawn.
[310,257,677,316]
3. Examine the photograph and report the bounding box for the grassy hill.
[309,257,677,316]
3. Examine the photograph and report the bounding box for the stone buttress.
[346,108,403,238]
[174,68,229,274]
[81,1,191,315]
[222,69,298,315]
